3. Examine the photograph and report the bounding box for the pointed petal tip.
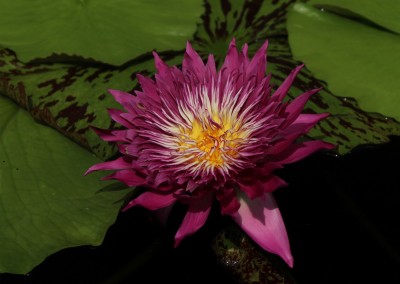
[83,167,93,176]
[122,201,134,212]
[285,256,294,268]
[319,112,330,119]
[135,73,144,81]
[291,64,304,75]
[152,51,161,62]
[310,87,322,92]
[152,50,163,65]
[107,89,134,105]
[325,141,336,150]
[231,192,293,269]
[85,158,125,176]
[229,37,237,48]
[173,193,213,248]
[174,237,182,248]
[185,40,193,50]
[297,63,305,69]
[260,39,269,50]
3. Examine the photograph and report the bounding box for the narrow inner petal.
[169,83,256,178]
[139,78,274,183]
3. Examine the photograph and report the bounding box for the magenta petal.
[239,174,287,197]
[262,175,288,193]
[183,41,206,75]
[85,157,132,175]
[278,140,335,165]
[272,65,303,101]
[216,186,240,215]
[231,192,293,267]
[205,54,217,80]
[284,88,320,125]
[283,113,329,136]
[124,191,177,212]
[238,180,264,199]
[293,113,329,125]
[152,51,172,79]
[86,39,335,261]
[174,192,213,247]
[137,74,160,103]
[246,39,268,80]
[260,162,283,176]
[102,169,145,187]
[108,89,133,105]
[265,133,302,155]
[221,38,239,73]
[108,108,134,128]
[90,127,128,142]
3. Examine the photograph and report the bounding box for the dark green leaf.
[287,3,400,122]
[0,0,202,65]
[0,96,128,273]
[308,0,400,34]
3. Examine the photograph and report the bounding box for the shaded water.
[1,136,399,284]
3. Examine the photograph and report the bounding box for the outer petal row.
[230,191,294,267]
[174,192,214,246]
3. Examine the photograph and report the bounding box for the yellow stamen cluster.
[179,116,242,169]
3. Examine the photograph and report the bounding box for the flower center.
[179,116,241,169]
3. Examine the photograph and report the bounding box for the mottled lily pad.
[0,48,183,159]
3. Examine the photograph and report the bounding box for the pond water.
[1,136,399,284]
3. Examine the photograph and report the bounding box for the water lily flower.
[86,38,334,267]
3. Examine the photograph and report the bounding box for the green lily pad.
[0,95,128,274]
[287,3,400,122]
[0,0,202,65]
[308,0,400,34]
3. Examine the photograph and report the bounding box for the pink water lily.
[86,38,334,267]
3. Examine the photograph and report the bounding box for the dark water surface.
[1,136,399,284]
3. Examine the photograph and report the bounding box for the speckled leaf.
[192,0,294,59]
[191,0,400,154]
[0,0,203,65]
[212,225,295,284]
[0,95,129,274]
[0,48,183,159]
[287,3,400,122]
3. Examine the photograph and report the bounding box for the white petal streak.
[140,78,273,179]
